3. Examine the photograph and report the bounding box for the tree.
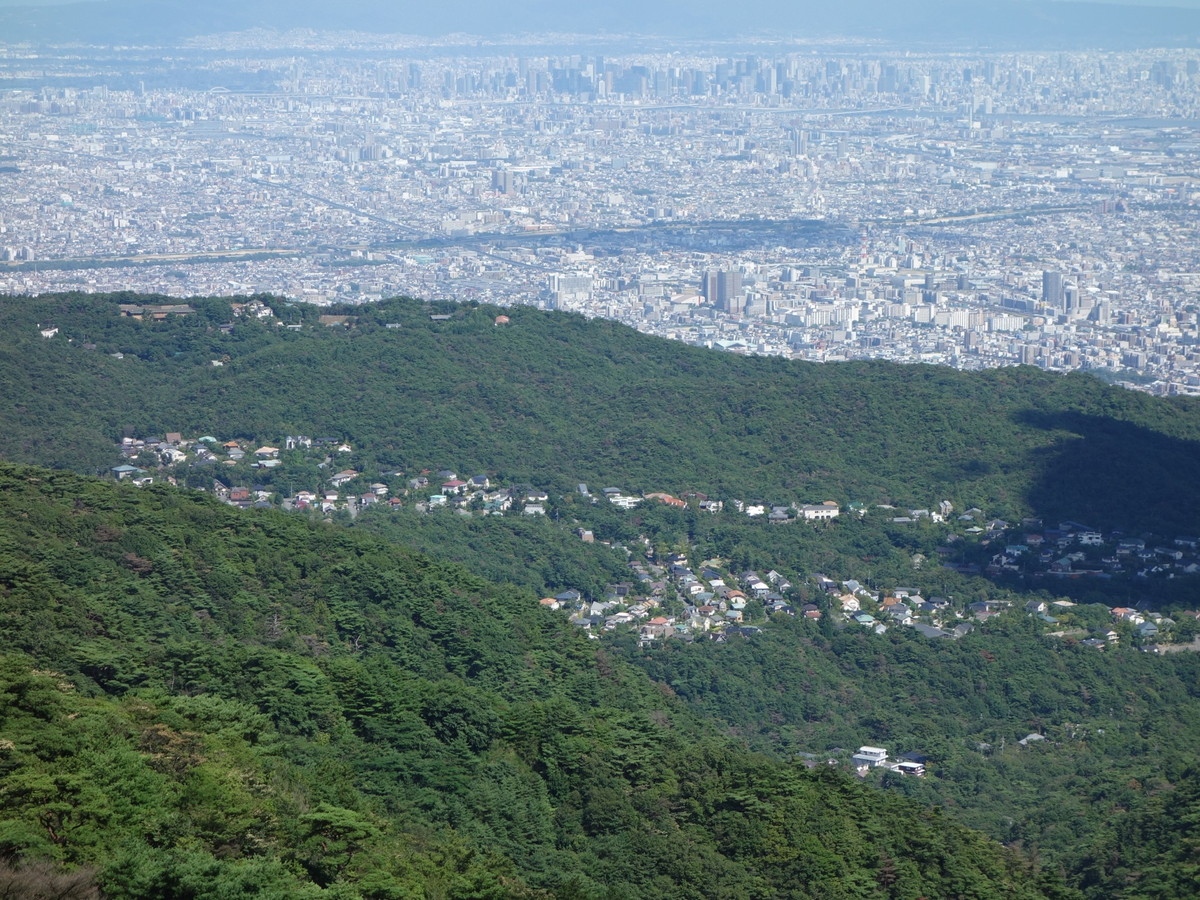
[296,805,380,887]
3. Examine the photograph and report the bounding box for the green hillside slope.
[626,615,1200,878]
[1074,766,1200,900]
[0,463,1070,899]
[3,293,1200,532]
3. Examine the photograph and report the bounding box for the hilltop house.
[852,747,888,768]
[801,502,840,520]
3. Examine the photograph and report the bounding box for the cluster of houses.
[820,566,1197,651]
[830,735,1070,781]
[380,473,844,527]
[739,499,843,523]
[535,485,842,522]
[116,433,351,472]
[116,303,196,320]
[407,471,549,515]
[1036,600,1195,651]
[851,746,927,777]
[112,432,364,507]
[109,437,1199,655]
[545,556,823,643]
[818,575,977,640]
[113,432,200,484]
[940,517,1200,582]
[110,429,852,529]
[879,500,957,525]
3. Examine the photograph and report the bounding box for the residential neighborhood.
[108,428,1200,654]
[90,423,1200,799]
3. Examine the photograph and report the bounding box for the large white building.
[802,502,840,520]
[852,746,889,768]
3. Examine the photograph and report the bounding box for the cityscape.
[6,10,1200,897]
[2,35,1200,393]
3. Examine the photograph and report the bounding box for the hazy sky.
[3,0,1200,44]
[1,0,1200,6]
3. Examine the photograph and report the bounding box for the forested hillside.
[0,463,1071,899]
[4,292,1200,532]
[625,615,1200,886]
[3,292,1200,898]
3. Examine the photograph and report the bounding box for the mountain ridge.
[2,293,1199,896]
[4,292,1200,534]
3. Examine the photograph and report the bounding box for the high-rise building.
[1042,271,1064,306]
[1063,286,1080,317]
[702,269,743,312]
[549,274,592,304]
[492,169,515,194]
[717,270,742,310]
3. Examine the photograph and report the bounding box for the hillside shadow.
[1014,409,1200,537]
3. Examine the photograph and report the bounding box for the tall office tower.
[1042,271,1064,306]
[492,169,515,194]
[701,269,743,311]
[1063,286,1080,317]
[785,127,809,156]
[717,270,742,311]
[548,274,592,304]
[743,293,767,317]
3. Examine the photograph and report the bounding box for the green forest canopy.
[2,293,1200,897]
[2,292,1200,533]
[0,463,1074,900]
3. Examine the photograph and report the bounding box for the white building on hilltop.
[852,746,888,768]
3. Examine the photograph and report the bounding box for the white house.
[852,746,889,768]
[802,502,840,520]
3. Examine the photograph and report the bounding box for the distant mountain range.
[3,0,1200,47]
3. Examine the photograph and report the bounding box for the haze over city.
[5,0,1200,44]
[2,0,1199,395]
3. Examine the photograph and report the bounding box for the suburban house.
[852,747,889,768]
[118,303,195,319]
[801,502,840,520]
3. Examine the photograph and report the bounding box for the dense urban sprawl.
[2,36,1200,393]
